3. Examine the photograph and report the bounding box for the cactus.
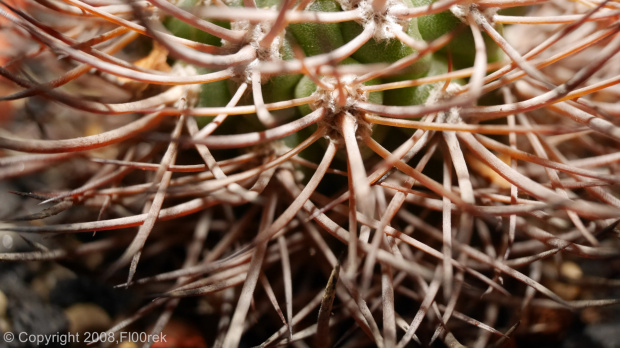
[1,0,620,346]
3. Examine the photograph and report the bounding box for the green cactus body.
[383,55,451,107]
[255,0,282,8]
[294,74,320,116]
[340,18,431,79]
[163,0,229,47]
[413,0,504,69]
[194,68,231,127]
[288,0,345,57]
[163,0,230,128]
[261,36,301,102]
[168,0,504,130]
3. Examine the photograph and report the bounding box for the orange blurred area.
[0,0,28,124]
[0,0,28,61]
[151,320,208,348]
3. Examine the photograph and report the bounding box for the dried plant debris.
[1,0,620,346]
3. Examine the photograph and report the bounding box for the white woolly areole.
[312,75,371,114]
[238,58,260,85]
[224,20,284,84]
[249,22,283,62]
[171,63,202,107]
[446,106,463,124]
[342,0,411,41]
[450,3,498,26]
[449,4,469,22]
[425,82,463,107]
[308,75,374,145]
[377,1,410,41]
[220,18,251,49]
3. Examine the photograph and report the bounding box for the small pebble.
[1,234,13,250]
[561,261,583,280]
[0,290,9,334]
[65,303,112,334]
[0,290,7,318]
